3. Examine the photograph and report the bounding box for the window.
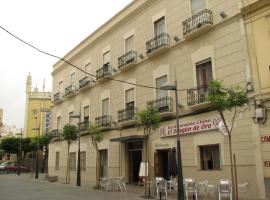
[80,151,86,171]
[57,116,61,131]
[103,51,110,65]
[102,98,109,116]
[200,145,220,170]
[191,0,206,15]
[154,17,165,36]
[125,88,135,108]
[85,63,90,76]
[70,72,76,86]
[55,152,59,170]
[69,152,76,171]
[69,112,74,125]
[83,106,89,122]
[125,35,134,53]
[196,58,213,87]
[156,75,168,99]
[59,81,63,93]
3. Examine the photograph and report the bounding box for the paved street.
[0,174,143,200]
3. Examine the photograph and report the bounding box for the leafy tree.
[62,124,78,184]
[0,137,32,155]
[207,80,248,200]
[88,124,103,187]
[137,106,160,197]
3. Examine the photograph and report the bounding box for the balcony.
[146,33,170,57]
[64,85,77,97]
[53,92,63,104]
[182,9,213,39]
[118,51,137,71]
[147,96,174,118]
[79,76,94,90]
[95,115,112,129]
[78,121,89,134]
[96,64,113,82]
[50,129,61,141]
[118,107,137,127]
[187,85,211,110]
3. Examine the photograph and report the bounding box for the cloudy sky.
[0,0,132,129]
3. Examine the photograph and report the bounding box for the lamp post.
[32,126,40,179]
[16,128,23,176]
[160,81,184,200]
[70,113,81,187]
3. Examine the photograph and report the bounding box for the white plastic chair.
[217,179,232,200]
[238,182,248,193]
[155,177,168,198]
[100,177,110,191]
[184,178,198,200]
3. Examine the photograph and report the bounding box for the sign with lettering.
[159,117,221,138]
[261,135,270,143]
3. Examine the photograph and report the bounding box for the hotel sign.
[159,117,221,138]
[261,135,270,143]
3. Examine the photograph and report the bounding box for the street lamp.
[15,129,23,176]
[32,126,40,179]
[70,113,81,187]
[160,81,185,200]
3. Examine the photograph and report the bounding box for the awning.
[110,135,145,142]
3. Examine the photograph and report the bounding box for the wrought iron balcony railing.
[147,96,173,113]
[53,92,62,102]
[95,115,112,127]
[79,76,94,89]
[187,85,209,106]
[78,121,89,132]
[146,33,170,54]
[65,85,76,96]
[96,64,112,80]
[182,9,213,37]
[118,107,137,123]
[118,51,137,69]
[50,129,61,138]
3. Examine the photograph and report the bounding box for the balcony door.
[196,59,212,87]
[70,72,76,87]
[102,98,109,116]
[125,88,135,120]
[191,0,206,15]
[154,17,165,36]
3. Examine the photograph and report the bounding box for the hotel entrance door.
[127,141,143,183]
[154,149,176,180]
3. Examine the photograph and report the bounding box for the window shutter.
[102,98,109,115]
[125,35,134,53]
[103,51,110,65]
[126,88,134,104]
[156,75,168,98]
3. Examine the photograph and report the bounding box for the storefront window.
[200,144,220,170]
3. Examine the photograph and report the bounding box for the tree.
[207,80,248,200]
[62,124,78,184]
[0,137,32,155]
[88,124,103,187]
[137,106,160,198]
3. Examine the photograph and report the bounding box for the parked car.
[0,161,30,173]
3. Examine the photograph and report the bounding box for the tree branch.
[219,110,231,136]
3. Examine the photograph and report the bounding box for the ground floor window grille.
[55,152,59,170]
[80,151,86,171]
[69,152,76,171]
[200,144,220,170]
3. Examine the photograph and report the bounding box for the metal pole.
[35,131,39,179]
[18,128,22,175]
[175,81,185,200]
[76,114,81,186]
